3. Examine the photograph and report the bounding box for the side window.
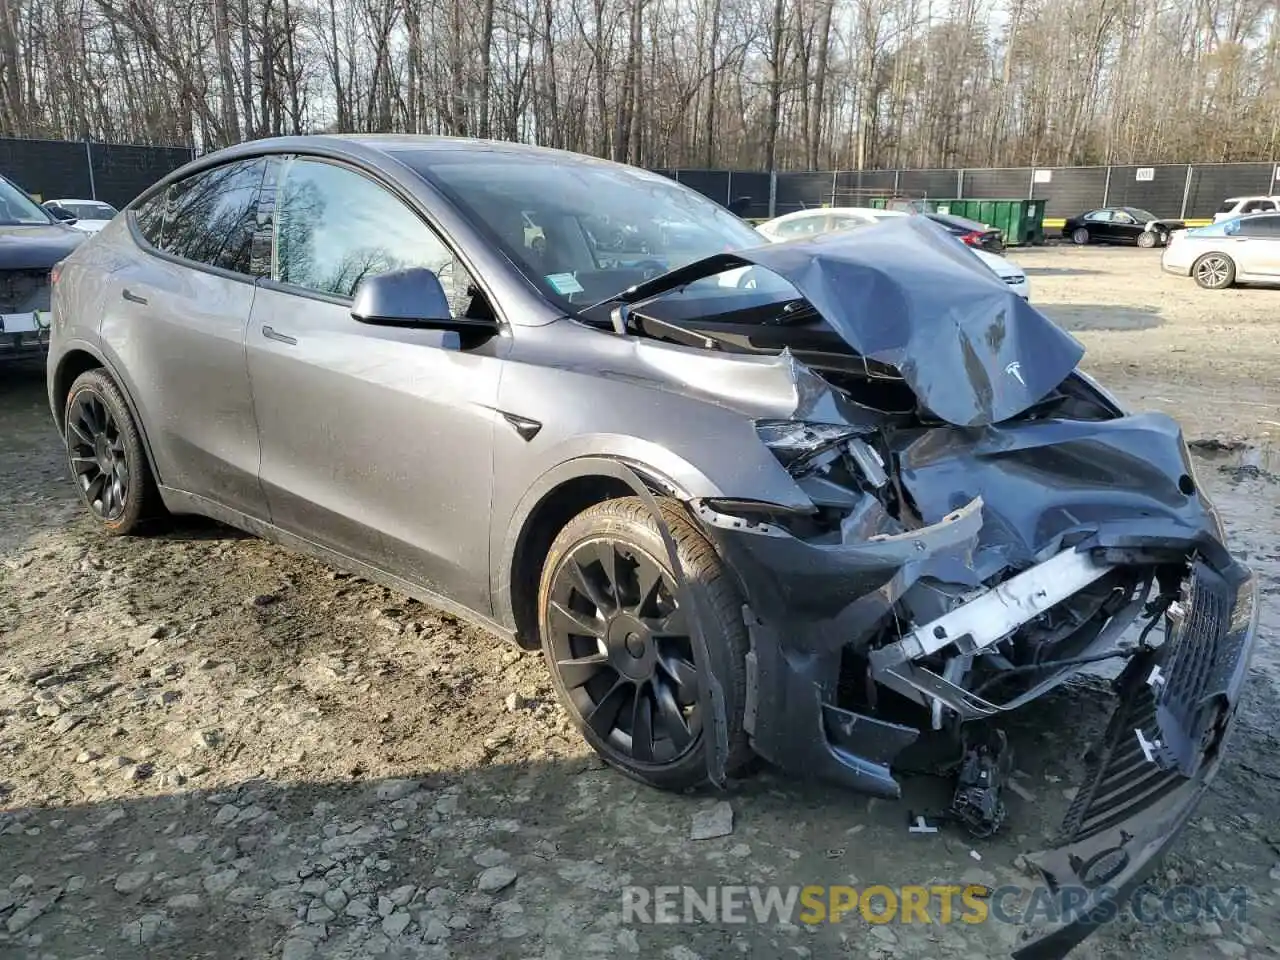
[133,193,165,247]
[1241,200,1266,213]
[1239,215,1280,238]
[1217,201,1238,214]
[827,215,867,233]
[1085,210,1112,222]
[162,159,267,275]
[776,215,824,238]
[273,158,472,314]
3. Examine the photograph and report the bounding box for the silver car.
[1162,212,1280,288]
[48,136,1259,957]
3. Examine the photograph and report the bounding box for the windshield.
[407,152,767,307]
[0,177,53,226]
[56,201,118,220]
[1124,208,1158,222]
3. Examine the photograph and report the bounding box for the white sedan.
[1162,213,1280,289]
[756,207,1030,300]
[41,198,119,233]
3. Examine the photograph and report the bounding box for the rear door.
[245,155,504,612]
[1233,215,1280,277]
[105,158,270,518]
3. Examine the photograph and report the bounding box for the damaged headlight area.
[747,418,910,543]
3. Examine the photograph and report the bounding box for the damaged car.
[1,172,84,362]
[1064,206,1184,247]
[48,137,1259,960]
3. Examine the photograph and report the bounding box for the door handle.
[262,325,297,346]
[122,288,148,305]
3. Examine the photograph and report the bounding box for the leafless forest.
[0,0,1278,170]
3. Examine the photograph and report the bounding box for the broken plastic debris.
[1135,728,1163,763]
[970,849,983,861]
[907,813,939,834]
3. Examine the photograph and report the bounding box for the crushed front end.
[690,413,1258,959]
[597,218,1262,960]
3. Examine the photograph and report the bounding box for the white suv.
[1213,196,1280,222]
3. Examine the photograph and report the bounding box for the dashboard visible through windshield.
[407,152,772,308]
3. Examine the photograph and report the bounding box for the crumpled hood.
[0,222,85,271]
[725,217,1084,426]
[612,215,1084,427]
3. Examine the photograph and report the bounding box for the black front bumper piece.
[696,499,1260,960]
[1010,560,1257,960]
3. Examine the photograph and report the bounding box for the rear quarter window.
[133,193,165,248]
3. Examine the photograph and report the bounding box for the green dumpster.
[861,196,1045,244]
[929,198,1045,246]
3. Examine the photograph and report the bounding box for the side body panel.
[247,286,506,614]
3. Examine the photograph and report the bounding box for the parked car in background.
[1,173,85,362]
[923,210,1005,253]
[1162,213,1280,289]
[756,207,1029,298]
[1063,207,1184,247]
[1212,196,1280,223]
[43,198,120,233]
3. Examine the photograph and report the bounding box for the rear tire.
[1192,253,1235,290]
[1071,227,1090,245]
[63,369,163,535]
[1137,231,1157,249]
[537,496,753,791]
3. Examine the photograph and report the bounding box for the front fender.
[490,448,723,634]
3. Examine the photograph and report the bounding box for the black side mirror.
[350,267,497,333]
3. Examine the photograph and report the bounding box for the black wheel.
[64,369,162,534]
[538,496,752,790]
[1071,227,1090,245]
[1192,253,1235,290]
[1137,230,1157,249]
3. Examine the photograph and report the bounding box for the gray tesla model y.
[47,136,1258,960]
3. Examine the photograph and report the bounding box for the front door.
[104,158,270,519]
[245,156,505,614]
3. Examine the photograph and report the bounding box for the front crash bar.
[875,546,1116,665]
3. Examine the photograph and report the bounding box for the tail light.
[961,231,984,247]
[50,262,62,286]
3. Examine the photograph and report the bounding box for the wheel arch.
[51,343,163,487]
[499,456,694,650]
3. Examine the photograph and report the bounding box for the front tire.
[64,369,163,535]
[1071,227,1090,245]
[538,496,753,791]
[1137,230,1158,248]
[1192,253,1235,290]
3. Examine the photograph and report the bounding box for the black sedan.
[1064,207,1184,248]
[1,173,85,363]
[924,211,1004,253]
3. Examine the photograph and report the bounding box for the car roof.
[928,211,987,230]
[138,134,668,208]
[766,207,884,223]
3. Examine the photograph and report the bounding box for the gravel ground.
[2,245,1279,960]
[1015,246,1280,446]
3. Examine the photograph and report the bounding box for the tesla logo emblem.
[1005,361,1025,386]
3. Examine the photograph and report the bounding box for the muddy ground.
[1,245,1278,960]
